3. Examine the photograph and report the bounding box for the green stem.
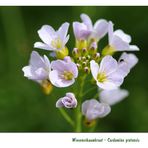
[75,75,87,132]
[82,86,97,97]
[59,108,74,127]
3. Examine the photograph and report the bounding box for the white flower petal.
[117,62,130,77]
[90,60,99,80]
[110,35,130,51]
[34,68,48,80]
[94,19,108,39]
[100,88,129,106]
[73,22,91,40]
[80,13,93,30]
[114,29,131,43]
[63,34,70,45]
[97,81,118,90]
[56,98,64,108]
[99,55,118,75]
[22,66,33,79]
[43,55,51,71]
[30,51,45,68]
[107,71,124,87]
[108,21,114,45]
[66,92,75,99]
[119,52,138,69]
[34,42,54,51]
[49,70,60,87]
[129,45,140,51]
[82,100,90,115]
[95,103,111,118]
[37,25,55,44]
[51,60,65,72]
[58,22,69,41]
[82,99,111,120]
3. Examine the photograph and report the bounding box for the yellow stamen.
[97,72,107,83]
[62,71,74,80]
[51,38,62,49]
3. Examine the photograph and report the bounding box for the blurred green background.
[0,6,147,132]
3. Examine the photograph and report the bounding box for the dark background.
[0,6,147,132]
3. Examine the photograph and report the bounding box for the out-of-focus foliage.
[0,6,147,132]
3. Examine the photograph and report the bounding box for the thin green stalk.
[59,108,74,127]
[75,75,87,132]
[83,86,97,97]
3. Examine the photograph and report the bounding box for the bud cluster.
[72,40,100,73]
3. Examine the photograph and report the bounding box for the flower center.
[97,72,107,83]
[63,71,74,80]
[51,38,62,49]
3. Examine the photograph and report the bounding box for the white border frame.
[0,0,148,6]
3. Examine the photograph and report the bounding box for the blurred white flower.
[22,51,50,81]
[34,22,69,51]
[90,56,125,90]
[108,21,139,52]
[100,88,129,106]
[56,92,77,108]
[49,59,78,87]
[82,99,111,121]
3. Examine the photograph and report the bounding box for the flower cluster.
[22,13,139,131]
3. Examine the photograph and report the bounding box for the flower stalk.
[58,108,75,127]
[75,74,87,132]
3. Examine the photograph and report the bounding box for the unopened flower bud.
[56,93,77,108]
[85,60,89,64]
[77,57,82,61]
[76,63,82,70]
[94,52,100,60]
[90,42,97,50]
[82,48,87,53]
[82,56,86,60]
[64,56,72,62]
[84,67,90,73]
[86,55,91,60]
[82,62,87,66]
[72,48,79,56]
